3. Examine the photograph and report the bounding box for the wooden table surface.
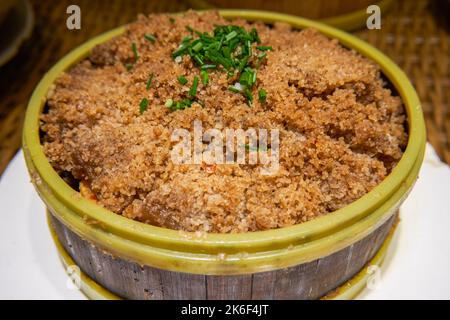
[0,0,448,175]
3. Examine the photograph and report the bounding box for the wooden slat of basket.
[0,0,448,176]
[49,211,397,299]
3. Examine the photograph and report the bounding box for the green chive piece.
[228,86,241,93]
[169,17,175,24]
[201,70,209,86]
[258,89,267,102]
[125,63,133,71]
[144,33,156,42]
[139,98,149,114]
[225,30,237,42]
[256,45,273,51]
[165,99,174,108]
[182,35,193,43]
[146,73,154,90]
[177,99,193,110]
[189,76,199,97]
[256,52,267,68]
[239,68,256,87]
[193,55,204,66]
[166,99,193,111]
[172,44,188,59]
[200,64,216,70]
[131,42,139,61]
[252,69,257,84]
[170,25,266,106]
[178,75,188,85]
[257,52,267,59]
[244,88,253,106]
[192,42,203,52]
[250,28,261,43]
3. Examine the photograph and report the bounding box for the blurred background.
[0,0,448,175]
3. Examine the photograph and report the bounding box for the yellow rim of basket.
[23,10,426,274]
[48,211,397,300]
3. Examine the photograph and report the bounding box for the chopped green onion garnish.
[245,40,252,56]
[256,45,273,51]
[169,17,175,24]
[178,75,188,85]
[193,55,204,66]
[189,76,199,97]
[181,99,191,109]
[171,25,271,106]
[239,68,256,87]
[165,99,174,108]
[258,89,267,102]
[250,28,261,44]
[182,35,193,43]
[201,70,209,86]
[146,73,154,90]
[225,30,237,42]
[139,98,149,114]
[144,33,156,42]
[125,63,133,71]
[172,45,188,59]
[228,86,241,93]
[131,42,139,61]
[175,99,193,110]
[166,98,193,111]
[192,42,203,52]
[201,64,216,70]
[244,88,253,106]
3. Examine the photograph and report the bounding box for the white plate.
[0,144,449,300]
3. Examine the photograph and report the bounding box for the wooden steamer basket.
[23,10,426,300]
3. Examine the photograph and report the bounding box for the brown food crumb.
[40,11,408,233]
[79,181,98,202]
